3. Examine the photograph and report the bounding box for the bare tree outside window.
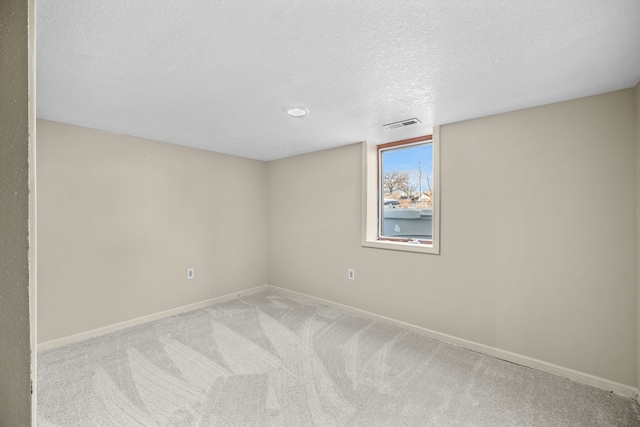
[383,170,415,198]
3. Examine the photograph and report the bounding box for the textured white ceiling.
[36,1,640,161]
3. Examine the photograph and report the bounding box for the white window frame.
[361,127,440,254]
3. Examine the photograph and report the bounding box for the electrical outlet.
[187,268,195,279]
[348,268,355,280]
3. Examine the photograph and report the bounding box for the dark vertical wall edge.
[0,0,34,424]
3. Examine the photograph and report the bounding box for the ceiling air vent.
[383,118,421,130]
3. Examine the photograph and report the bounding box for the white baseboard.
[37,283,640,401]
[266,285,640,400]
[37,285,268,352]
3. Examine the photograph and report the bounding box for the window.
[362,129,440,254]
[379,136,434,243]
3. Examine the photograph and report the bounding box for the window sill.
[362,238,440,254]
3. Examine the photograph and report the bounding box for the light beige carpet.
[38,290,640,426]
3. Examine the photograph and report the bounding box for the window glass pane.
[380,142,433,241]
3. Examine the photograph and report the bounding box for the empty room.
[3,0,640,426]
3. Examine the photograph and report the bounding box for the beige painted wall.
[268,89,638,387]
[37,120,268,343]
[0,0,34,424]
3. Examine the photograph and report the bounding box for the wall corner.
[636,80,640,394]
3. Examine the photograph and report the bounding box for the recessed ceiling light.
[287,107,308,117]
